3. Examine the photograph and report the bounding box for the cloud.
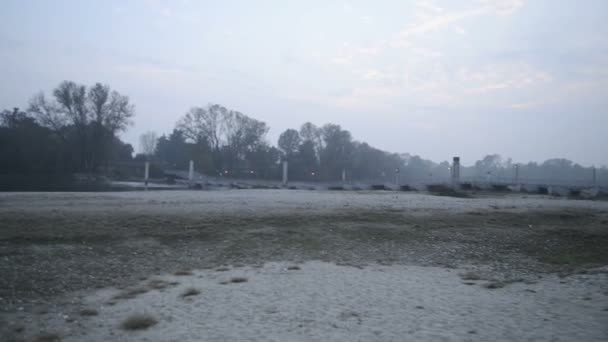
[331,56,354,66]
[114,62,199,83]
[360,15,373,24]
[510,100,544,109]
[393,0,525,45]
[313,0,538,110]
[478,0,526,16]
[415,0,445,15]
[460,63,552,94]
[160,7,172,17]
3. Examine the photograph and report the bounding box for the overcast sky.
[1,0,607,166]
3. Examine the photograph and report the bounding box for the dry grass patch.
[230,277,248,283]
[147,279,172,290]
[181,287,201,298]
[220,277,248,284]
[113,286,149,300]
[460,271,482,281]
[215,267,230,272]
[79,308,99,316]
[287,265,301,270]
[483,281,506,289]
[174,270,193,276]
[121,314,158,330]
[37,333,61,342]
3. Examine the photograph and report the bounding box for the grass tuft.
[79,308,99,316]
[459,271,482,281]
[221,277,248,284]
[121,314,158,330]
[147,279,172,290]
[181,287,201,298]
[37,333,61,342]
[113,286,149,300]
[174,270,193,276]
[230,277,248,283]
[482,281,505,289]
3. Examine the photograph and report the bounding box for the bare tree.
[27,81,135,171]
[176,104,226,148]
[278,129,301,159]
[28,92,67,141]
[139,131,158,156]
[88,83,110,124]
[53,81,88,127]
[88,83,134,134]
[176,103,269,169]
[299,122,323,159]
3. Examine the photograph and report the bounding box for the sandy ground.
[1,190,608,341]
[5,262,608,342]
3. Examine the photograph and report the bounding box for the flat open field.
[1,190,607,341]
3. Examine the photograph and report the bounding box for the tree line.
[146,103,404,182]
[1,80,606,187]
[1,81,134,180]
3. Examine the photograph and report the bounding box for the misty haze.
[1,1,607,342]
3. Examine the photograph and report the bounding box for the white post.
[395,168,400,186]
[342,169,346,183]
[452,157,460,189]
[282,161,288,186]
[189,160,194,182]
[144,161,150,190]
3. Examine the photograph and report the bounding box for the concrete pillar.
[592,166,596,186]
[144,161,150,190]
[452,157,460,188]
[189,160,194,182]
[282,161,288,186]
[395,168,400,186]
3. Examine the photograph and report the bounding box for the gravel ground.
[1,190,607,341]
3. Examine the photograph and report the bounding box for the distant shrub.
[491,184,509,192]
[427,184,471,198]
[460,183,473,190]
[252,184,270,189]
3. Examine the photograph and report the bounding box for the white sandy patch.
[25,262,608,342]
